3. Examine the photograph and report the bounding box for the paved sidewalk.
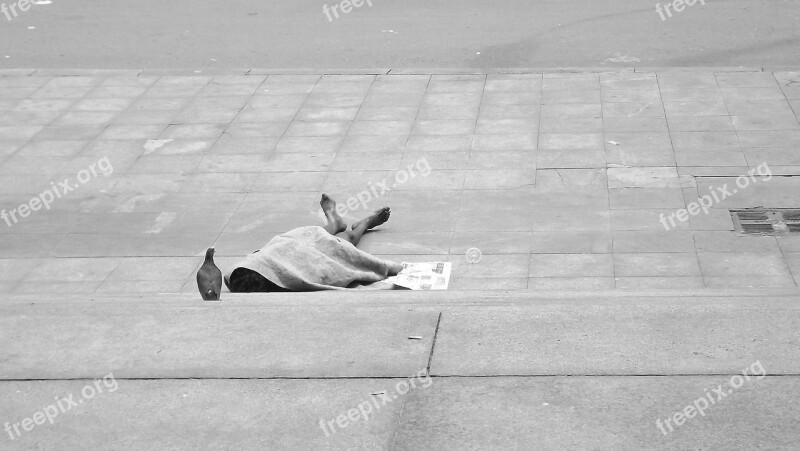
[2,69,800,294]
[2,291,800,449]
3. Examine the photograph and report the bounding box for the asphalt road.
[0,0,798,69]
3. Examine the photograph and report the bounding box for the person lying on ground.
[223,194,404,292]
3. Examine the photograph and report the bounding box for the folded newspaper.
[385,262,452,290]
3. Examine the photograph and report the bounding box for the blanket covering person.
[224,226,399,291]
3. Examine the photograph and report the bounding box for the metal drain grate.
[731,208,800,235]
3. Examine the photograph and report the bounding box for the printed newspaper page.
[385,262,452,290]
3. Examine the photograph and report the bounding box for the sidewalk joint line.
[388,379,408,451]
[426,311,443,375]
[4,373,797,382]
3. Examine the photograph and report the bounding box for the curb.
[0,67,798,77]
[4,288,800,308]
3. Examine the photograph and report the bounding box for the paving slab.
[431,302,800,376]
[393,376,800,450]
[0,378,406,450]
[5,374,794,450]
[0,304,438,379]
[2,70,800,292]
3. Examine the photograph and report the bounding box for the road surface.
[0,0,798,69]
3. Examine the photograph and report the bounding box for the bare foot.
[320,194,347,234]
[352,206,391,230]
[387,261,404,276]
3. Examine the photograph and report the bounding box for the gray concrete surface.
[393,376,800,450]
[2,71,800,294]
[4,292,799,380]
[431,304,800,376]
[0,378,408,449]
[0,304,438,379]
[2,291,799,449]
[1,371,797,449]
[0,0,798,69]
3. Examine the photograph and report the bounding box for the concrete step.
[2,376,797,450]
[2,290,799,449]
[3,289,800,379]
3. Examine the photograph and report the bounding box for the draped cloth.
[224,226,398,291]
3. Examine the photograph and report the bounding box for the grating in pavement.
[731,208,800,235]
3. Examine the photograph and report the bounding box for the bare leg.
[335,207,391,247]
[334,206,404,275]
[319,194,347,235]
